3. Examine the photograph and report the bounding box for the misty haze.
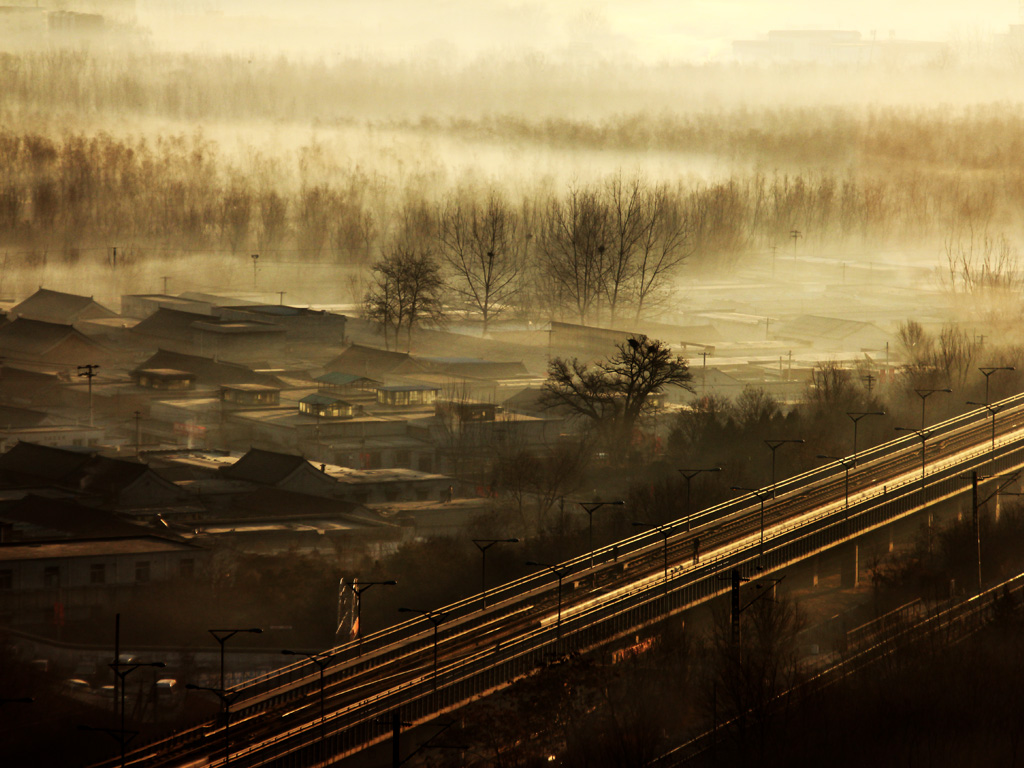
[3,2,1024,767]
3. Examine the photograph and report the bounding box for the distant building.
[299,393,356,419]
[9,288,118,326]
[0,318,115,365]
[324,344,429,382]
[0,442,185,509]
[220,384,281,408]
[0,535,202,627]
[376,385,439,408]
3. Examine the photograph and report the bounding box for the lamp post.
[818,454,855,531]
[979,366,1014,404]
[914,387,951,429]
[348,580,397,654]
[632,521,674,591]
[574,500,625,571]
[764,439,804,497]
[472,538,519,610]
[397,608,447,689]
[895,426,932,497]
[731,486,773,561]
[967,470,1020,595]
[846,411,885,467]
[108,658,164,768]
[967,401,1001,467]
[186,685,241,765]
[281,649,334,763]
[250,253,259,289]
[678,468,722,530]
[526,560,570,648]
[208,628,262,695]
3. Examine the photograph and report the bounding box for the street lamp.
[526,560,570,647]
[979,366,1014,404]
[108,658,164,768]
[472,538,519,610]
[632,521,674,590]
[895,427,932,496]
[678,468,722,530]
[250,253,259,289]
[967,470,1020,595]
[731,486,773,560]
[281,649,334,763]
[764,439,804,497]
[818,454,855,530]
[846,411,885,467]
[397,608,447,689]
[914,387,951,429]
[573,500,625,571]
[967,401,1001,466]
[347,580,397,654]
[208,628,262,695]
[186,684,242,765]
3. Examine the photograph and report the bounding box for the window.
[90,564,106,585]
[135,561,151,583]
[43,566,60,588]
[0,569,12,590]
[179,559,195,579]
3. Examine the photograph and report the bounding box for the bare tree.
[805,359,858,412]
[539,183,610,323]
[363,244,446,351]
[542,335,693,459]
[604,173,650,326]
[704,589,805,763]
[437,189,522,333]
[631,182,690,319]
[255,189,288,254]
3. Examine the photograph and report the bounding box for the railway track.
[93,395,1024,767]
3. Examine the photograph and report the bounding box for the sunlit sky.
[140,0,1021,62]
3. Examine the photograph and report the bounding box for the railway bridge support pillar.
[840,543,859,589]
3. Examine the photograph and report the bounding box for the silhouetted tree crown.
[542,335,693,458]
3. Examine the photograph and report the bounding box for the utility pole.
[78,364,100,427]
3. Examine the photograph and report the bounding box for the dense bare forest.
[4,46,1024,310]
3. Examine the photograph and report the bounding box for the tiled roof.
[0,494,155,540]
[315,372,380,387]
[300,393,350,406]
[324,344,427,377]
[133,349,284,387]
[0,442,96,483]
[0,318,101,355]
[220,448,311,485]
[10,288,116,324]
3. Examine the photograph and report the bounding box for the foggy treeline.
[5,47,1024,314]
[5,122,1024,318]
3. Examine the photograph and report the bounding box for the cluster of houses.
[0,288,564,632]
[0,283,901,636]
